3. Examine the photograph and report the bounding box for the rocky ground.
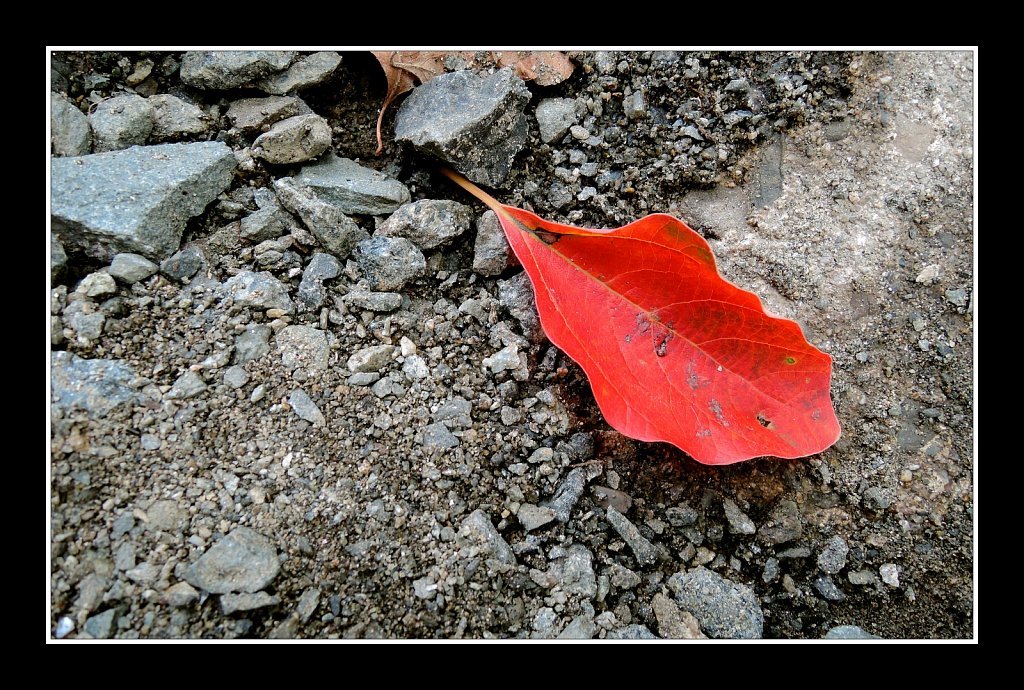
[49,50,975,640]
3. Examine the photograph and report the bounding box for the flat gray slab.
[51,142,236,261]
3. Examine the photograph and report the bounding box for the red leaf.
[443,169,840,465]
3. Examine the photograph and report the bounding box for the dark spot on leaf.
[757,413,773,429]
[785,356,797,365]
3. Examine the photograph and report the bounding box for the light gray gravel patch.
[180,51,297,90]
[289,388,326,426]
[89,94,153,152]
[252,113,332,164]
[293,154,410,215]
[256,51,341,94]
[668,567,764,639]
[185,526,280,594]
[395,68,530,186]
[108,253,158,283]
[376,199,473,250]
[51,93,91,156]
[277,325,330,371]
[51,141,236,261]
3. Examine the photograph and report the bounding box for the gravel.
[220,270,295,314]
[535,97,579,144]
[668,567,764,639]
[255,51,341,94]
[148,94,210,142]
[227,95,312,134]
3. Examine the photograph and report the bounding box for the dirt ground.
[49,49,975,640]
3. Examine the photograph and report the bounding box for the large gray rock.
[51,93,91,156]
[51,142,236,262]
[227,95,312,134]
[180,51,297,90]
[273,177,368,259]
[395,68,531,186]
[185,526,280,594]
[293,154,410,215]
[252,113,332,164]
[535,97,579,144]
[51,351,145,416]
[256,51,342,94]
[667,567,764,639]
[376,199,473,251]
[353,236,426,291]
[148,94,211,141]
[89,94,154,152]
[220,270,295,314]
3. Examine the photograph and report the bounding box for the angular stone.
[606,506,658,567]
[148,94,210,141]
[723,498,756,535]
[347,345,396,373]
[163,582,200,607]
[289,388,326,426]
[498,272,543,343]
[652,592,707,639]
[758,499,803,545]
[253,113,332,164]
[277,325,330,371]
[180,51,297,90]
[824,625,880,640]
[89,94,153,152]
[544,467,588,523]
[472,210,510,276]
[535,97,578,144]
[607,624,658,640]
[75,271,117,299]
[240,195,296,243]
[186,526,280,594]
[167,370,206,400]
[51,233,68,282]
[51,142,236,261]
[817,535,850,575]
[517,504,557,531]
[234,324,272,363]
[273,177,368,259]
[220,591,280,614]
[51,93,91,156]
[227,95,312,134]
[256,51,341,94]
[458,509,516,566]
[376,199,473,250]
[296,252,341,310]
[395,68,530,186]
[221,271,295,314]
[668,567,763,639]
[353,236,426,291]
[160,245,205,282]
[422,422,459,450]
[293,154,410,215]
[108,253,158,283]
[343,291,402,312]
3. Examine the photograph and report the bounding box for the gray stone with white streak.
[606,506,659,566]
[51,142,236,261]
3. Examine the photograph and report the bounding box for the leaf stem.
[439,168,504,214]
